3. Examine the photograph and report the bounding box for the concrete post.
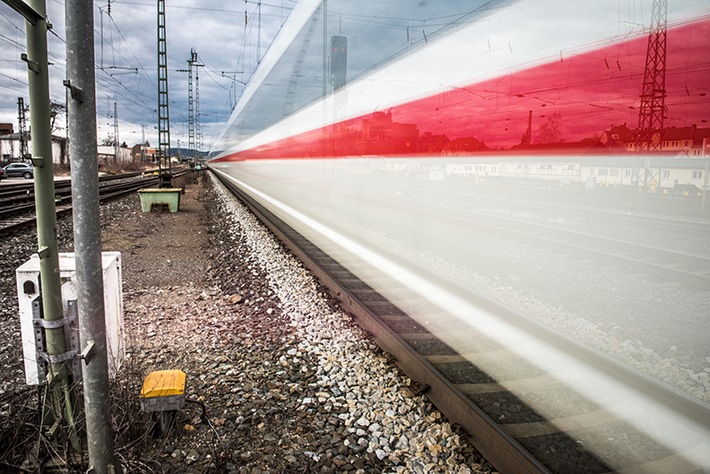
[65,0,117,472]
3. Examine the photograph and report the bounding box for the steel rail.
[211,168,710,473]
[0,169,191,234]
[212,170,551,474]
[357,191,710,290]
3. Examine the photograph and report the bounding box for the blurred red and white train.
[209,1,710,472]
[211,0,709,176]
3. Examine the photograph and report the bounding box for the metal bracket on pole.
[31,297,47,384]
[37,246,50,259]
[31,156,44,168]
[1,0,42,23]
[80,341,96,365]
[32,296,82,384]
[66,299,81,379]
[33,317,72,329]
[21,53,40,74]
[63,80,83,103]
[39,350,79,364]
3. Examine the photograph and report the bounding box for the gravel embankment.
[322,191,710,402]
[0,173,495,473]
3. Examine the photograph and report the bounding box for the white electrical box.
[16,252,125,385]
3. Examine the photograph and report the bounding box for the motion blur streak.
[211,0,708,160]
[210,0,710,470]
[211,162,710,471]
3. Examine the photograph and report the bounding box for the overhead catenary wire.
[0,0,296,140]
[15,1,708,150]
[96,4,156,89]
[111,0,295,14]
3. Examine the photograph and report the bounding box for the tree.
[49,100,65,134]
[535,113,564,144]
[100,135,117,147]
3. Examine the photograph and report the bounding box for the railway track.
[397,197,710,291]
[212,169,710,473]
[468,180,709,217]
[417,181,710,240]
[309,178,710,290]
[435,185,710,235]
[0,169,189,234]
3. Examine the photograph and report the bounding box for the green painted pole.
[25,4,62,325]
[9,0,81,457]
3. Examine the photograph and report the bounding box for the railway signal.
[330,35,347,90]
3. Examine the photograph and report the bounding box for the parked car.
[3,162,34,179]
[0,168,5,180]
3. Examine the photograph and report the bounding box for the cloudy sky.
[3,0,708,157]
[0,0,295,151]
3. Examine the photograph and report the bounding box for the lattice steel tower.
[157,0,171,177]
[187,52,195,158]
[635,0,668,191]
[636,0,667,154]
[178,49,204,160]
[17,97,28,161]
[195,57,202,155]
[113,102,119,163]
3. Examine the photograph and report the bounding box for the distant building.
[131,144,158,163]
[359,110,419,155]
[0,123,13,135]
[0,132,67,164]
[418,132,450,154]
[97,146,132,164]
[502,123,710,159]
[616,124,710,157]
[580,156,708,192]
[442,136,488,155]
[598,123,633,152]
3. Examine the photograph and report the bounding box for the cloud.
[0,0,294,151]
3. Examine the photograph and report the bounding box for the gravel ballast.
[4,170,705,472]
[0,173,493,473]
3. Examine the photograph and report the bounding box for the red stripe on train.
[214,18,710,162]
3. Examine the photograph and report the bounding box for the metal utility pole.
[636,0,667,190]
[189,51,203,157]
[141,124,146,161]
[175,63,193,158]
[17,97,29,160]
[2,0,81,462]
[157,0,172,185]
[523,110,532,146]
[321,0,327,154]
[195,63,202,154]
[322,0,327,99]
[177,48,204,160]
[113,101,119,163]
[257,0,262,64]
[65,0,117,471]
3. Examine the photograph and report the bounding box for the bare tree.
[535,113,564,144]
[101,135,117,147]
[49,100,66,135]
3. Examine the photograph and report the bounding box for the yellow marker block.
[140,370,186,412]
